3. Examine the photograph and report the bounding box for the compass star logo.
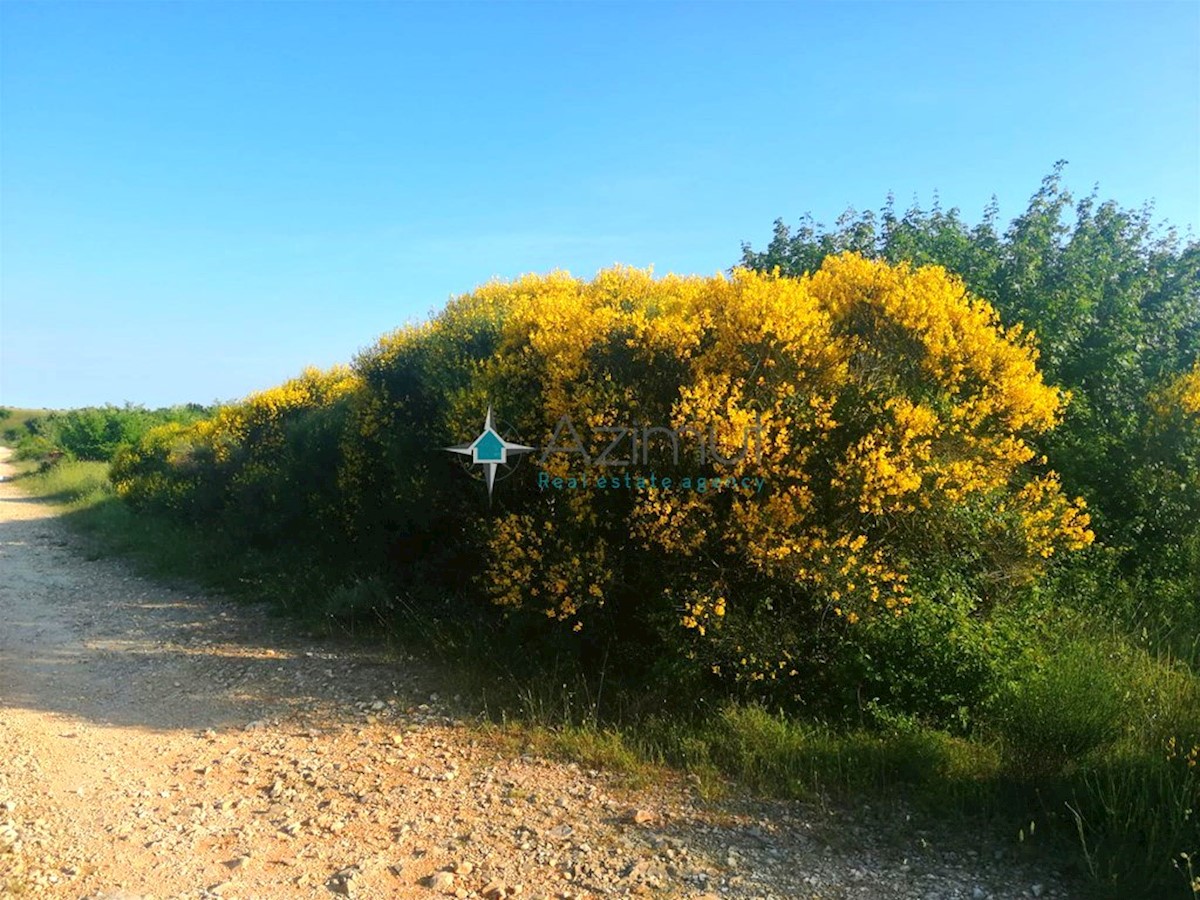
[445,406,536,500]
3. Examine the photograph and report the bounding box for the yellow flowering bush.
[113,365,360,540]
[117,254,1093,712]
[334,254,1091,705]
[109,421,207,512]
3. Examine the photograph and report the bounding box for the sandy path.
[0,447,1071,899]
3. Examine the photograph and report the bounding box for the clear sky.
[2,1,1198,409]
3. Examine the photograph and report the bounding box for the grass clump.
[993,637,1128,777]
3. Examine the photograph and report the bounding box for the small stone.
[628,808,656,825]
[328,865,362,896]
[1031,886,1045,899]
[973,888,986,900]
[452,861,474,876]
[481,879,507,900]
[427,871,455,892]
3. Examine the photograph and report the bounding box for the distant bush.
[14,433,58,462]
[11,404,212,463]
[111,368,358,550]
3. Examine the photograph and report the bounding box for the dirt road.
[0,447,1070,899]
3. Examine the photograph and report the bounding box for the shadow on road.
[0,492,434,735]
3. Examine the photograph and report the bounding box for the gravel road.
[0,447,1074,899]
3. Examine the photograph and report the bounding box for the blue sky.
[2,1,1197,409]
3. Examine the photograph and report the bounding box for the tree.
[739,166,1200,572]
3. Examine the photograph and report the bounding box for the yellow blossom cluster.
[212,365,359,458]
[431,255,1093,652]
[679,590,727,636]
[487,511,609,630]
[1150,360,1200,423]
[999,473,1095,559]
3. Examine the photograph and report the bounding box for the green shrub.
[14,433,58,462]
[994,638,1127,776]
[319,576,395,630]
[10,405,212,463]
[843,585,1025,731]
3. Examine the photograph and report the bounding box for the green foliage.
[1068,749,1200,896]
[740,163,1200,584]
[7,404,212,463]
[993,638,1127,776]
[16,460,112,506]
[844,586,1024,732]
[13,433,58,462]
[110,369,357,555]
[0,407,48,446]
[318,576,395,630]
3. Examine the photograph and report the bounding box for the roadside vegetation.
[6,167,1198,898]
[2,403,212,466]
